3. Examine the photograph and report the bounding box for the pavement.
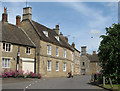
[1,75,108,90]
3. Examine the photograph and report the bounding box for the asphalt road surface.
[1,75,107,90]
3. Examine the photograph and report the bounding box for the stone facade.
[39,40,73,77]
[72,47,81,75]
[0,42,35,73]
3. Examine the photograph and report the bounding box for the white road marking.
[24,79,39,90]
[26,86,28,88]
[29,84,31,86]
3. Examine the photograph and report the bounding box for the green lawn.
[103,84,120,90]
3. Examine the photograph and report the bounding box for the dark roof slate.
[1,22,35,47]
[31,20,74,51]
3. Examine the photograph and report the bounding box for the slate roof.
[0,21,36,47]
[27,20,74,51]
[87,54,99,62]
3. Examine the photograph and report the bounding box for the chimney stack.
[16,15,21,27]
[81,46,86,55]
[64,36,68,43]
[2,7,8,22]
[54,25,59,34]
[93,51,96,55]
[23,7,32,20]
[72,42,75,48]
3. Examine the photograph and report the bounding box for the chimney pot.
[64,36,68,43]
[60,32,63,35]
[81,46,87,55]
[93,51,96,55]
[16,15,21,27]
[4,7,7,13]
[2,7,8,22]
[56,25,59,30]
[23,7,32,20]
[54,25,59,34]
[72,42,75,48]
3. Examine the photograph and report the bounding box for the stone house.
[71,42,81,75]
[81,46,101,75]
[0,7,36,73]
[20,7,75,77]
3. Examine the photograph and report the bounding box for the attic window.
[55,36,59,41]
[43,31,48,37]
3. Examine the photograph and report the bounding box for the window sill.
[47,70,51,72]
[63,70,66,72]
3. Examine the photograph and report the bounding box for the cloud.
[61,2,115,53]
[90,29,102,35]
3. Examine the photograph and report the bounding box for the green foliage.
[98,23,120,84]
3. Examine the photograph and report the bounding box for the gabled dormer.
[55,36,59,41]
[43,31,48,37]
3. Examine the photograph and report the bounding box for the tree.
[98,23,120,84]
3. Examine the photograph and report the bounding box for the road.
[1,75,107,90]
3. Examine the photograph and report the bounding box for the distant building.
[81,46,101,75]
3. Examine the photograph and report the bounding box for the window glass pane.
[26,47,31,53]
[63,62,66,71]
[8,59,10,67]
[56,47,59,56]
[47,45,51,55]
[3,43,5,49]
[5,59,7,67]
[56,62,59,71]
[6,44,8,51]
[8,44,11,51]
[2,58,4,67]
[47,60,51,71]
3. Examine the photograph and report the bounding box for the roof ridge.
[32,20,52,30]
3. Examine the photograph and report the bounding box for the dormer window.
[43,31,48,37]
[55,36,59,41]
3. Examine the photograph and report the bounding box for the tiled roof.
[28,20,74,51]
[1,21,36,47]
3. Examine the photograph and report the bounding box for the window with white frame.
[63,49,66,58]
[56,61,59,71]
[43,31,48,37]
[2,58,10,68]
[47,45,51,55]
[56,47,59,56]
[47,60,51,71]
[3,43,11,52]
[55,36,59,41]
[26,47,31,54]
[63,62,66,71]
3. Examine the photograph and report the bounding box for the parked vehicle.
[67,72,73,78]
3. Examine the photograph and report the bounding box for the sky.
[0,1,118,54]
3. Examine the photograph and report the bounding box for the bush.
[1,69,41,79]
